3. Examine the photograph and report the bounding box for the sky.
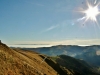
[0,0,100,46]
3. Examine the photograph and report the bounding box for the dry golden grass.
[1,43,99,75]
[0,43,58,75]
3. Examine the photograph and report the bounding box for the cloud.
[11,39,100,45]
[46,25,59,31]
[56,39,100,45]
[72,17,86,25]
[42,19,73,33]
[77,17,86,21]
[41,24,59,33]
[8,39,100,48]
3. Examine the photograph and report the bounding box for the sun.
[80,1,100,23]
[84,5,99,21]
[84,3,100,22]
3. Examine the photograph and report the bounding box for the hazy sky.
[0,0,100,45]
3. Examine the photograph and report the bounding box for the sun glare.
[78,1,100,24]
[84,5,99,21]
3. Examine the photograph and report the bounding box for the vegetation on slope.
[0,43,57,75]
[0,42,100,75]
[50,55,100,75]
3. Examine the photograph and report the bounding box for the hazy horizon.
[8,44,93,48]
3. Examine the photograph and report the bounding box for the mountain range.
[0,42,100,75]
[21,45,100,67]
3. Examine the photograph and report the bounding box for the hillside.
[21,45,100,66]
[0,42,100,75]
[0,43,58,75]
[50,55,98,75]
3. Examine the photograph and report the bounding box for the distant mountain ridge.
[21,45,100,56]
[21,45,100,66]
[0,42,100,75]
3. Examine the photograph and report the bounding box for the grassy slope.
[0,43,57,75]
[0,43,100,75]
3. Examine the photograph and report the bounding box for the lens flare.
[78,0,100,24]
[84,3,100,21]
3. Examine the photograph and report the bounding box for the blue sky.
[0,0,100,45]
